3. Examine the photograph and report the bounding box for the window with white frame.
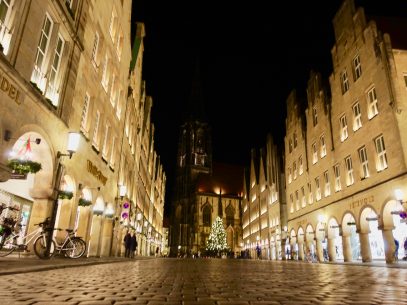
[288,167,292,184]
[109,136,116,167]
[308,182,313,204]
[315,177,321,201]
[367,87,378,119]
[290,194,294,213]
[299,156,303,175]
[91,32,99,65]
[375,135,388,171]
[353,54,362,80]
[295,190,299,211]
[312,106,318,126]
[293,132,297,148]
[116,89,122,119]
[101,53,110,91]
[340,69,349,94]
[110,74,117,106]
[0,0,14,55]
[301,186,306,207]
[109,8,117,41]
[340,115,348,142]
[358,146,369,179]
[293,161,297,179]
[320,135,327,158]
[116,28,123,60]
[324,171,330,197]
[102,124,110,158]
[45,35,65,106]
[352,102,362,131]
[334,164,341,192]
[312,142,318,164]
[31,14,54,92]
[92,110,100,148]
[80,93,90,132]
[345,156,354,186]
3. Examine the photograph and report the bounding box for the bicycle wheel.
[33,235,56,259]
[65,238,86,259]
[0,235,15,257]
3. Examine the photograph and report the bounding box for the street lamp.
[45,132,80,258]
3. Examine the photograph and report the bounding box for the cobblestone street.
[1,258,407,305]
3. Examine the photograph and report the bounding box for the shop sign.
[86,160,107,185]
[349,195,374,210]
[0,69,21,104]
[10,173,27,180]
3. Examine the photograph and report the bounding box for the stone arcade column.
[358,231,372,263]
[327,238,336,262]
[342,235,352,262]
[297,241,304,261]
[281,239,287,260]
[316,238,324,262]
[381,226,396,264]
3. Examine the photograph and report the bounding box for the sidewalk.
[0,253,151,276]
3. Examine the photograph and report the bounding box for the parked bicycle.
[33,227,87,259]
[0,217,53,258]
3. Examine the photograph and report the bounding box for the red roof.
[197,162,244,196]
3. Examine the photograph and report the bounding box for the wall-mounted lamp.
[105,203,115,218]
[395,189,407,207]
[57,132,80,159]
[119,185,127,199]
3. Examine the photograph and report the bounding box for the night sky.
[131,1,407,217]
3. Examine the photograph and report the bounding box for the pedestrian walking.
[256,243,261,259]
[403,237,407,260]
[123,231,131,258]
[394,238,399,261]
[130,232,137,258]
[155,246,159,257]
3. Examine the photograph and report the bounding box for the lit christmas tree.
[206,216,229,256]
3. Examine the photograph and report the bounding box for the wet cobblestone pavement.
[0,258,406,304]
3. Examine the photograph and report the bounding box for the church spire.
[186,57,206,121]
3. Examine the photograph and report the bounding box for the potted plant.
[7,159,42,175]
[78,198,92,207]
[58,190,73,200]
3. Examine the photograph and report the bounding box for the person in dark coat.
[124,231,131,258]
[130,232,137,258]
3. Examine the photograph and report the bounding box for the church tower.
[170,62,212,256]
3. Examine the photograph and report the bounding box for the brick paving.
[0,258,406,304]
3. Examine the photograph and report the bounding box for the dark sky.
[131,1,407,217]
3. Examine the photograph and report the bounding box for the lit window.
[299,156,303,175]
[345,156,354,186]
[31,14,53,92]
[102,124,110,158]
[92,110,100,148]
[293,162,297,180]
[290,194,294,213]
[110,136,116,167]
[312,106,318,126]
[352,102,362,131]
[295,190,299,211]
[334,164,341,192]
[307,182,313,204]
[340,69,349,94]
[367,87,378,119]
[0,0,14,55]
[101,54,110,91]
[353,55,362,80]
[45,35,65,106]
[358,146,369,179]
[375,135,388,171]
[288,167,292,184]
[110,74,117,106]
[324,171,330,197]
[91,32,99,66]
[340,115,348,142]
[320,135,327,158]
[312,142,318,164]
[301,187,306,207]
[116,29,124,60]
[109,8,117,41]
[315,177,321,201]
[80,93,90,132]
